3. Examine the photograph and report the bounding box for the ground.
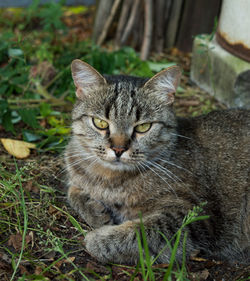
[0,4,249,281]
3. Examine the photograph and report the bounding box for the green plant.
[0,23,164,153]
[0,162,28,281]
[25,0,67,33]
[136,205,209,281]
[0,162,93,280]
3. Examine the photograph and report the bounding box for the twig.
[8,101,69,110]
[44,65,70,90]
[153,0,166,53]
[7,96,69,109]
[120,0,141,46]
[92,0,114,43]
[140,0,153,60]
[33,80,57,101]
[97,0,122,46]
[115,0,133,48]
[7,99,51,104]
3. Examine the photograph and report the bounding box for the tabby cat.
[64,59,250,264]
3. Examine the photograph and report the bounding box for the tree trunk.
[92,0,114,43]
[97,0,122,46]
[165,0,183,48]
[140,0,153,60]
[115,0,133,47]
[153,0,166,53]
[92,0,222,57]
[120,0,141,46]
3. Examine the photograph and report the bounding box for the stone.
[191,35,250,109]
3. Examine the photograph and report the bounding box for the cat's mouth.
[109,157,127,166]
[99,156,135,171]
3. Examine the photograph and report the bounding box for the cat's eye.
[135,123,152,133]
[92,118,109,130]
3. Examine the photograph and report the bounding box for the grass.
[0,159,208,281]
[0,160,92,280]
[134,208,209,281]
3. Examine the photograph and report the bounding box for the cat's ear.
[71,59,107,99]
[143,66,181,104]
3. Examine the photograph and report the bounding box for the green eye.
[135,123,152,133]
[92,118,109,130]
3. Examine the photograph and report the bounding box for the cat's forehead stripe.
[111,82,139,121]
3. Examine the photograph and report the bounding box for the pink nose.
[111,146,126,157]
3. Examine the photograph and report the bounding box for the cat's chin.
[99,159,135,172]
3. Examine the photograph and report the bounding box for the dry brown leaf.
[25,231,35,248]
[8,232,34,251]
[35,266,43,275]
[48,205,64,220]
[8,233,23,250]
[0,138,36,159]
[191,269,209,281]
[24,180,40,194]
[54,256,75,269]
[19,264,29,275]
[87,261,110,275]
[190,256,208,262]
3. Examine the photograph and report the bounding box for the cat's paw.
[85,226,114,263]
[68,186,112,228]
[84,223,139,264]
[84,199,112,228]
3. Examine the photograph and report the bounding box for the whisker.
[157,157,192,174]
[64,153,94,160]
[140,161,177,197]
[149,160,182,183]
[86,159,98,171]
[170,133,191,140]
[153,158,200,202]
[138,162,147,173]
[59,155,96,175]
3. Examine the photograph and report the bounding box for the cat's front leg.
[67,186,113,228]
[85,221,140,264]
[84,212,191,264]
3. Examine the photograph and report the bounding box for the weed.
[135,205,209,281]
[0,161,90,280]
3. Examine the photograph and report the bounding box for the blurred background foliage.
[0,0,173,152]
[0,0,221,154]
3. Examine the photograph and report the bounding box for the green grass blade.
[163,230,182,281]
[135,228,146,280]
[52,205,87,236]
[139,215,155,281]
[10,161,28,281]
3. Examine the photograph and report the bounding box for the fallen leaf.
[1,138,36,159]
[190,256,208,262]
[191,269,209,280]
[112,265,140,280]
[26,231,35,248]
[8,232,34,251]
[86,261,110,275]
[34,266,43,275]
[19,264,29,275]
[8,233,23,250]
[24,180,40,193]
[54,256,75,269]
[48,205,63,219]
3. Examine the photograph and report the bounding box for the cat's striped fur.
[65,60,250,264]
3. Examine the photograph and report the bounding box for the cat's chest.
[88,179,150,220]
[90,182,145,207]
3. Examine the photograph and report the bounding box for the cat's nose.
[111,146,127,157]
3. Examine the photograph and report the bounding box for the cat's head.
[70,59,181,173]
